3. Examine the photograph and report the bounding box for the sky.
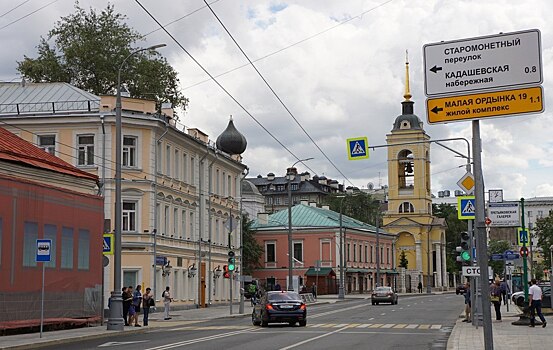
[1,0,552,201]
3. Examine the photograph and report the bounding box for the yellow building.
[382,63,448,291]
[0,82,246,308]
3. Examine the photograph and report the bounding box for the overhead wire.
[0,0,32,19]
[0,0,59,31]
[133,0,319,176]
[202,0,356,188]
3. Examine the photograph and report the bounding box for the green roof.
[305,267,335,276]
[251,204,385,233]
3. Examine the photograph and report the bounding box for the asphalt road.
[43,294,463,350]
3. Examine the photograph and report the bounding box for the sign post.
[36,239,52,339]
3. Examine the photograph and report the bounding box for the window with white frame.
[293,241,303,262]
[189,211,195,240]
[123,202,137,232]
[175,150,180,180]
[164,205,169,235]
[77,135,94,166]
[266,242,276,262]
[222,171,227,196]
[181,210,186,239]
[156,142,162,172]
[38,135,56,155]
[399,202,415,213]
[122,136,137,167]
[166,145,171,175]
[228,175,232,197]
[190,157,195,184]
[183,153,188,182]
[215,219,220,244]
[216,169,220,195]
[173,208,178,236]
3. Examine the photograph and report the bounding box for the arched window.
[399,202,415,213]
[397,149,414,189]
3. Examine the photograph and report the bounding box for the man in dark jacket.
[122,286,132,326]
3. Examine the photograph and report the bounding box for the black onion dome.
[216,117,247,155]
[392,100,423,131]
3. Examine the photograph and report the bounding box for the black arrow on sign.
[431,106,443,114]
[430,65,442,73]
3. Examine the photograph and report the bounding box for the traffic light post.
[227,250,235,315]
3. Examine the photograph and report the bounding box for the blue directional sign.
[346,137,369,160]
[457,196,476,220]
[103,234,114,255]
[491,253,504,261]
[504,250,520,260]
[36,239,52,262]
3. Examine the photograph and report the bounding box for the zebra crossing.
[168,323,443,331]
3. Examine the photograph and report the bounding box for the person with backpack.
[142,287,153,326]
[162,286,173,320]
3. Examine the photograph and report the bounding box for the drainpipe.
[153,121,168,300]
[198,147,211,307]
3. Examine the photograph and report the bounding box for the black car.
[456,284,467,295]
[252,291,307,327]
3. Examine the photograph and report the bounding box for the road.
[44,294,463,350]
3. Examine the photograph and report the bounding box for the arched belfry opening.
[398,149,414,190]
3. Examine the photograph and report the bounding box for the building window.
[183,153,188,182]
[78,229,90,270]
[528,211,533,217]
[228,175,232,197]
[353,243,357,262]
[44,224,57,268]
[23,222,38,267]
[175,150,180,180]
[266,242,276,262]
[123,270,138,290]
[274,197,281,205]
[77,135,94,166]
[181,210,187,239]
[399,202,415,213]
[265,197,273,205]
[166,145,171,175]
[370,245,373,263]
[538,210,543,218]
[293,242,303,262]
[38,135,56,155]
[347,243,351,262]
[156,142,162,172]
[386,247,390,264]
[173,208,178,236]
[359,245,362,263]
[381,247,384,264]
[122,136,137,167]
[364,245,368,263]
[61,227,74,269]
[189,212,195,241]
[216,169,220,195]
[222,171,227,196]
[190,157,195,184]
[164,205,170,235]
[276,185,285,191]
[123,202,137,232]
[291,184,298,191]
[215,219,220,244]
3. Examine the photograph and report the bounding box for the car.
[371,286,398,305]
[512,285,551,308]
[252,291,307,327]
[456,284,467,295]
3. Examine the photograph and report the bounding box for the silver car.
[371,286,398,305]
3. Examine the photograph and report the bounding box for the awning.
[305,267,335,276]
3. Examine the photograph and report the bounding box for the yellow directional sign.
[426,86,544,124]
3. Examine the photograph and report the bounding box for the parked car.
[456,284,467,295]
[371,286,398,305]
[252,291,307,327]
[511,285,551,308]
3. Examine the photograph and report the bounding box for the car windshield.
[268,292,300,301]
[375,287,391,292]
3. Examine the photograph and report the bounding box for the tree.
[241,214,263,275]
[487,240,512,278]
[535,213,553,269]
[325,192,381,225]
[399,250,408,269]
[17,3,188,113]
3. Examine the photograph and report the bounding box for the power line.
[0,0,32,18]
[0,0,59,31]
[133,0,319,176]
[203,0,356,188]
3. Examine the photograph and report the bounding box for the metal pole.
[472,120,493,349]
[239,168,248,314]
[153,123,167,301]
[287,169,293,292]
[207,161,213,306]
[376,211,381,288]
[40,263,45,338]
[521,198,529,304]
[229,206,233,315]
[426,227,432,294]
[338,197,345,299]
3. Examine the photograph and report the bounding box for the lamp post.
[287,158,313,291]
[374,201,381,288]
[338,195,346,299]
[107,43,166,331]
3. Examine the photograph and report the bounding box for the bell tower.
[383,54,447,291]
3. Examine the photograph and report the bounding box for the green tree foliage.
[325,192,381,225]
[17,3,188,112]
[242,214,263,275]
[432,204,467,274]
[487,240,512,278]
[535,213,553,269]
[399,250,408,268]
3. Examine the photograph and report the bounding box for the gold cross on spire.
[404,49,412,101]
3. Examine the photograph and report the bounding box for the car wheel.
[376,302,379,305]
[299,320,307,327]
[252,314,261,326]
[288,321,296,326]
[372,301,375,305]
[261,319,269,327]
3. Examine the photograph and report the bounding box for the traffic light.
[228,251,236,272]
[456,231,471,264]
[223,265,230,278]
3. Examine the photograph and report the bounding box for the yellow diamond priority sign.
[457,171,475,194]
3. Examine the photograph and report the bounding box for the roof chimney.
[257,213,269,225]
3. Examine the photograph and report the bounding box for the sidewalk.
[447,303,551,350]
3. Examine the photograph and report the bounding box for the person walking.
[500,279,510,305]
[462,281,471,322]
[122,286,132,326]
[529,279,547,328]
[490,280,502,321]
[142,287,152,326]
[131,285,142,327]
[418,281,423,293]
[311,282,317,299]
[163,286,173,320]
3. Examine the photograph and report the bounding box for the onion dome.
[216,116,247,155]
[392,52,423,131]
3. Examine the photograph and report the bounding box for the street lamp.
[338,195,346,299]
[107,43,166,331]
[287,158,313,291]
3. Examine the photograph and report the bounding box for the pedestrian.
[274,283,281,291]
[122,286,132,326]
[248,282,258,306]
[500,279,510,305]
[131,285,142,327]
[490,280,502,321]
[311,282,317,299]
[162,286,173,320]
[528,279,547,328]
[462,281,471,322]
[142,287,152,326]
[418,281,423,293]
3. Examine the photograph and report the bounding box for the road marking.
[144,328,258,350]
[380,313,386,316]
[310,303,369,319]
[357,324,371,328]
[418,324,431,329]
[369,324,383,328]
[279,325,350,350]
[381,324,394,329]
[334,323,348,328]
[99,341,149,347]
[347,323,362,328]
[406,324,418,329]
[393,324,407,329]
[369,317,374,321]
[431,325,442,329]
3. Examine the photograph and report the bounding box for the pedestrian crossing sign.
[346,137,369,160]
[457,196,476,220]
[103,233,114,255]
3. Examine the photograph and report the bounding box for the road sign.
[519,246,529,257]
[488,202,520,227]
[485,217,492,226]
[517,228,529,246]
[156,256,168,266]
[506,265,515,274]
[36,239,52,262]
[457,171,475,194]
[462,266,494,277]
[423,29,542,96]
[426,86,544,124]
[504,250,519,260]
[457,196,476,220]
[491,253,504,261]
[103,233,114,255]
[346,137,369,160]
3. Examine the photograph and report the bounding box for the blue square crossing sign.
[457,196,476,220]
[346,137,369,160]
[103,234,114,255]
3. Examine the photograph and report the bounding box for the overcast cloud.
[1,0,552,200]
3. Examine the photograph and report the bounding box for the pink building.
[251,204,397,295]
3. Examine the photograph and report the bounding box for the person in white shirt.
[162,286,173,320]
[528,279,547,328]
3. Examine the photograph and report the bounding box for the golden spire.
[404,49,412,101]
